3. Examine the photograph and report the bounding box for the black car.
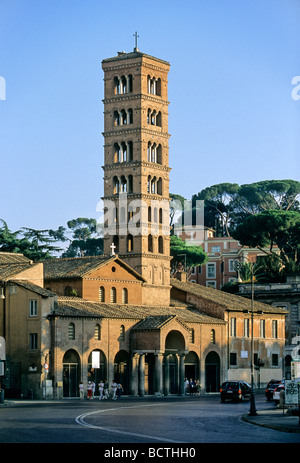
[220,381,252,402]
[265,380,282,401]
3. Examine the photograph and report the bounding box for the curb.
[242,410,300,434]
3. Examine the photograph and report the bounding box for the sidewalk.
[242,408,300,434]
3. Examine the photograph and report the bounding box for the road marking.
[75,403,186,443]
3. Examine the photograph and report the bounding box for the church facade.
[0,47,288,400]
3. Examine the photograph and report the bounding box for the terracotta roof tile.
[171,278,288,314]
[52,297,225,324]
[43,255,146,281]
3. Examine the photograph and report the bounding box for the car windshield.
[223,382,239,388]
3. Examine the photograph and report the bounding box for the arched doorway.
[164,330,186,394]
[114,350,129,394]
[63,349,80,398]
[87,350,107,388]
[184,351,199,382]
[205,351,220,393]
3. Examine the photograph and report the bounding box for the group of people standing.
[79,379,123,400]
[184,378,201,395]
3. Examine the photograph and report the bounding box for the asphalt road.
[0,392,299,447]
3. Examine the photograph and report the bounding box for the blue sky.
[0,0,299,234]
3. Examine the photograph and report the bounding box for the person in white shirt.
[98,380,104,400]
[111,380,117,400]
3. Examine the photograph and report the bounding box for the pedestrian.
[184,377,189,395]
[117,382,123,398]
[195,379,201,395]
[91,380,95,399]
[189,378,195,395]
[111,380,117,400]
[79,381,84,399]
[98,380,104,400]
[87,381,93,400]
[104,379,109,399]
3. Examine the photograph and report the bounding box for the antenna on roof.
[133,31,139,52]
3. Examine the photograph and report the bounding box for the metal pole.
[298,383,300,427]
[249,265,257,416]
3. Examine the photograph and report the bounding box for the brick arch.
[62,349,81,398]
[165,330,185,351]
[114,350,130,394]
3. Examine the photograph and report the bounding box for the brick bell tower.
[101,41,171,306]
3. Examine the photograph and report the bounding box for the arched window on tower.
[157,144,162,164]
[147,76,161,96]
[127,235,133,252]
[147,175,151,193]
[157,178,162,195]
[147,109,162,127]
[120,176,127,193]
[114,143,120,163]
[156,111,162,127]
[151,177,157,194]
[129,141,133,161]
[159,208,163,224]
[148,235,153,252]
[113,176,120,195]
[128,175,133,193]
[114,111,120,126]
[158,236,164,254]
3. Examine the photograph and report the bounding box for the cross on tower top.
[133,31,139,52]
[110,242,116,256]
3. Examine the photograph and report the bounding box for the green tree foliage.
[62,218,103,257]
[170,193,186,232]
[192,179,300,237]
[232,210,300,264]
[0,218,103,260]
[0,220,63,260]
[170,235,208,272]
[192,183,240,237]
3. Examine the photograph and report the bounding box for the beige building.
[0,47,288,399]
[183,227,276,289]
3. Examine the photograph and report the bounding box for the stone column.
[138,353,145,397]
[175,354,179,393]
[130,354,139,396]
[154,353,163,395]
[163,354,170,396]
[179,354,185,396]
[126,76,130,93]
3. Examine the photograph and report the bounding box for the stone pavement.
[242,408,300,434]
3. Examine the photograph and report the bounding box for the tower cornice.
[103,94,170,106]
[102,161,171,173]
[102,128,171,139]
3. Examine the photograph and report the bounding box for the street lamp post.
[233,259,257,416]
[249,267,257,416]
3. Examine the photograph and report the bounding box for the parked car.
[220,381,252,402]
[273,384,285,405]
[265,380,282,401]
